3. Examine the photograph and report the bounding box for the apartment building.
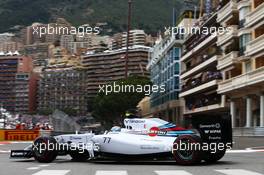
[20,23,47,45]
[112,33,123,50]
[24,43,49,67]
[217,0,264,127]
[0,33,14,43]
[137,96,151,118]
[147,11,197,123]
[0,41,23,53]
[112,30,152,50]
[179,12,228,118]
[81,46,150,103]
[38,67,87,116]
[121,30,146,47]
[147,34,184,123]
[0,55,38,114]
[45,18,72,44]
[60,34,111,54]
[60,35,75,53]
[38,51,87,116]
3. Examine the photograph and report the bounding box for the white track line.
[155,170,192,175]
[32,170,70,175]
[246,146,264,150]
[27,167,40,170]
[10,141,33,144]
[27,164,50,171]
[95,171,128,175]
[226,149,264,153]
[0,141,32,145]
[29,169,263,175]
[215,169,264,175]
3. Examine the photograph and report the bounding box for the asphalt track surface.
[0,140,263,175]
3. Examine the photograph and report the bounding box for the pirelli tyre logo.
[3,130,39,141]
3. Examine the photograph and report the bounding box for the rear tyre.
[172,135,202,165]
[32,137,58,163]
[70,150,89,162]
[203,149,226,163]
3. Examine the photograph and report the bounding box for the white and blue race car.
[10,115,232,165]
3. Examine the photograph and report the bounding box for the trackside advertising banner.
[0,130,40,141]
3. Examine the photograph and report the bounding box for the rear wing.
[189,114,233,147]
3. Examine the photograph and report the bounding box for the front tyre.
[172,135,202,165]
[32,137,58,163]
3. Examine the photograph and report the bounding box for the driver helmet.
[110,126,121,132]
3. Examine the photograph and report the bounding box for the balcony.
[245,34,264,56]
[181,55,219,79]
[184,93,223,114]
[181,34,217,62]
[217,0,238,24]
[180,72,222,98]
[185,104,223,114]
[217,51,239,70]
[245,2,264,28]
[217,25,238,46]
[180,79,220,97]
[218,66,264,94]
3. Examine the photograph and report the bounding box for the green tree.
[92,76,151,129]
[61,108,78,117]
[38,108,53,116]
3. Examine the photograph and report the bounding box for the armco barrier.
[233,127,264,136]
[39,130,52,137]
[0,130,40,141]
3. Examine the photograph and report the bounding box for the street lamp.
[125,0,132,79]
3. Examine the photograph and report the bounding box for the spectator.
[16,123,21,130]
[34,123,41,130]
[21,123,26,130]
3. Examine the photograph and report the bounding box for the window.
[174,63,180,74]
[170,50,173,63]
[170,79,174,90]
[174,47,180,60]
[239,6,250,27]
[174,76,180,89]
[245,61,251,73]
[239,34,251,55]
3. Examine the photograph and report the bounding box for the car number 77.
[103,137,111,143]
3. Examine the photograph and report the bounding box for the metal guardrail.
[233,127,264,136]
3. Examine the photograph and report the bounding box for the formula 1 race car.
[10,115,232,165]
